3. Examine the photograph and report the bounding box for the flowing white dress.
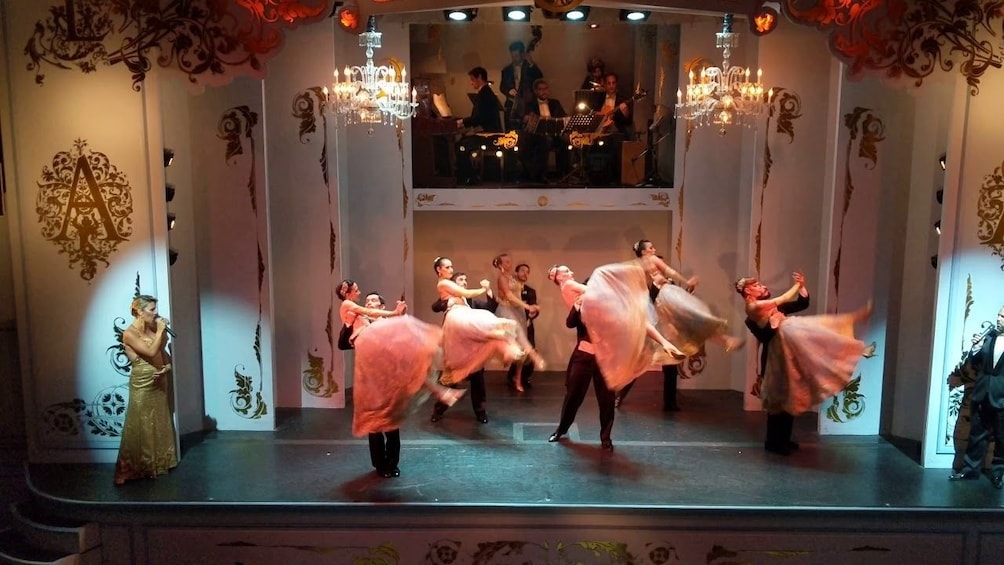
[653,283,729,357]
[440,301,523,385]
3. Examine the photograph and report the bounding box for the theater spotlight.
[930,255,938,269]
[503,6,532,21]
[169,248,179,266]
[939,153,947,171]
[936,189,943,204]
[562,6,590,21]
[444,9,477,22]
[619,10,650,22]
[163,148,175,167]
[167,213,176,231]
[165,183,176,202]
[934,220,941,235]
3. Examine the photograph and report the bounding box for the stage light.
[619,10,649,22]
[165,183,175,202]
[930,255,938,269]
[939,153,947,171]
[163,148,174,167]
[167,213,176,231]
[503,6,531,21]
[562,6,589,21]
[936,189,943,204]
[589,23,599,29]
[444,9,477,22]
[169,248,179,266]
[934,220,941,235]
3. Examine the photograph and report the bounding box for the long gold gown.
[114,345,178,485]
[762,313,866,415]
[352,316,444,436]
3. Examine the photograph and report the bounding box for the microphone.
[157,316,176,338]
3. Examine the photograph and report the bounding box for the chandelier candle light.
[325,16,417,127]
[675,13,771,135]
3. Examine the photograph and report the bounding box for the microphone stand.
[634,118,673,187]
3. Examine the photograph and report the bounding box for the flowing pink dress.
[351,316,443,436]
[440,301,523,385]
[580,261,678,392]
[653,284,728,356]
[762,313,866,415]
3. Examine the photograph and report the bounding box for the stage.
[16,373,1004,564]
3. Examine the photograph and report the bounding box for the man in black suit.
[548,300,616,451]
[456,66,503,185]
[500,41,543,130]
[589,72,634,184]
[950,305,1004,489]
[737,273,810,455]
[521,79,570,182]
[507,263,538,389]
[430,272,497,424]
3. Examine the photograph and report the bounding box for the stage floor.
[25,372,1004,511]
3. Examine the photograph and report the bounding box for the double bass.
[503,26,543,129]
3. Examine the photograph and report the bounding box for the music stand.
[573,89,606,113]
[560,114,604,186]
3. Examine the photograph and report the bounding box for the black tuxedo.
[744,292,810,453]
[507,284,538,387]
[552,306,615,443]
[500,61,543,127]
[432,293,498,418]
[958,330,1004,476]
[457,84,504,184]
[462,84,503,132]
[522,100,570,181]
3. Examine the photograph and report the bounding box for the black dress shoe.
[430,411,444,423]
[476,412,489,424]
[380,467,400,478]
[547,431,564,443]
[601,440,614,451]
[788,440,800,451]
[992,472,1003,489]
[663,403,680,412]
[948,471,980,481]
[764,442,792,456]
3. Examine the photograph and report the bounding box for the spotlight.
[562,6,589,21]
[169,248,179,266]
[936,189,943,204]
[930,255,938,269]
[163,148,175,167]
[934,220,941,235]
[166,183,176,202]
[939,153,947,171]
[444,9,477,22]
[588,23,599,29]
[619,10,650,22]
[503,6,531,21]
[167,213,176,231]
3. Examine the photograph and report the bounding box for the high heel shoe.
[515,379,525,393]
[862,341,878,359]
[723,336,745,353]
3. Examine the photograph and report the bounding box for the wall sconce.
[939,153,947,171]
[934,220,941,235]
[169,248,179,266]
[936,188,943,204]
[503,6,532,21]
[562,6,590,21]
[167,213,176,231]
[930,255,938,269]
[166,183,176,202]
[163,148,175,167]
[444,9,477,22]
[619,10,650,22]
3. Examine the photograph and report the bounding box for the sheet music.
[433,93,453,118]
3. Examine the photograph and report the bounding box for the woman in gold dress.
[114,295,178,485]
[492,253,543,391]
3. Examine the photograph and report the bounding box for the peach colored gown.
[653,283,729,357]
[440,300,523,385]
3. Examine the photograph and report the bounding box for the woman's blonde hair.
[130,294,157,317]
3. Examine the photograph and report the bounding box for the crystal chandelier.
[675,14,772,135]
[324,16,417,127]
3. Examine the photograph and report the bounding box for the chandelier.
[325,16,417,127]
[675,14,771,135]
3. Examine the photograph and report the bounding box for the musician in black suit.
[949,306,1004,488]
[456,66,503,185]
[521,79,570,182]
[430,272,497,424]
[500,41,543,129]
[738,274,810,455]
[588,72,634,184]
[548,300,616,451]
[507,263,539,389]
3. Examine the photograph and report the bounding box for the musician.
[596,72,633,138]
[521,79,569,182]
[456,67,503,185]
[580,56,605,90]
[501,41,543,129]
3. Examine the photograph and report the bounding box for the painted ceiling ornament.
[533,0,586,13]
[36,138,133,281]
[976,160,1004,269]
[778,0,1004,95]
[25,0,333,91]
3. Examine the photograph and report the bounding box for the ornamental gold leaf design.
[976,160,1004,269]
[35,139,133,281]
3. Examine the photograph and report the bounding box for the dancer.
[548,298,617,451]
[435,256,540,385]
[736,273,876,454]
[633,239,744,356]
[114,295,178,485]
[492,253,542,392]
[337,279,405,349]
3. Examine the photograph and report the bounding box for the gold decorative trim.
[976,160,1004,269]
[754,88,803,277]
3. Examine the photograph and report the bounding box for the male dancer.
[507,263,538,389]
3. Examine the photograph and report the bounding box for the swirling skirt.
[762,314,866,415]
[653,284,728,356]
[352,316,443,436]
[440,306,522,385]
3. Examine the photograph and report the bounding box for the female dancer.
[633,239,744,355]
[115,295,178,485]
[435,256,542,386]
[492,253,541,391]
[337,279,405,347]
[737,273,876,416]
